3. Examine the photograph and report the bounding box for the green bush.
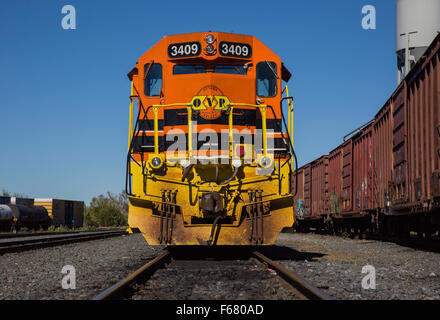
[85,192,128,227]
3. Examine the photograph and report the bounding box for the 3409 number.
[168,42,201,58]
[219,42,252,58]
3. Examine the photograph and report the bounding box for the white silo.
[396,0,440,84]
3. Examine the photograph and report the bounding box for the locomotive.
[126,32,296,245]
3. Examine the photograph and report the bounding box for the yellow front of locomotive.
[126,32,295,245]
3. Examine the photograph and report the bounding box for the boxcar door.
[65,201,74,228]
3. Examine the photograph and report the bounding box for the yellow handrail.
[285,86,294,170]
[148,103,269,161]
[128,82,135,152]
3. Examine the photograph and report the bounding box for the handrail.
[128,82,135,152]
[126,100,296,194]
[149,102,270,160]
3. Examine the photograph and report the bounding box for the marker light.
[236,145,245,158]
[150,157,162,169]
[205,34,215,44]
[206,45,215,55]
[259,156,272,168]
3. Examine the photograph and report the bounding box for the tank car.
[0,204,14,230]
[126,32,297,245]
[0,204,51,232]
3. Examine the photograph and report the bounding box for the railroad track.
[93,247,332,301]
[0,230,127,254]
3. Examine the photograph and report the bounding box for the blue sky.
[0,0,397,204]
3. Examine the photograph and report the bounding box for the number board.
[168,42,201,58]
[219,42,252,58]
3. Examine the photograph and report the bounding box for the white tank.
[396,0,440,82]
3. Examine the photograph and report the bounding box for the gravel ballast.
[0,234,161,300]
[1,232,439,300]
[131,258,302,300]
[274,232,440,300]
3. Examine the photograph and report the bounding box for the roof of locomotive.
[128,31,292,81]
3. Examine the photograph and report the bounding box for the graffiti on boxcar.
[296,198,306,218]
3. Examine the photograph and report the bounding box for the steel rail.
[0,231,80,239]
[93,251,172,300]
[93,248,333,301]
[0,230,127,255]
[251,250,332,300]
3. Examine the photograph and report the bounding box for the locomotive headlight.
[150,156,163,169]
[259,156,272,168]
[232,159,242,168]
[205,45,215,55]
[205,34,214,44]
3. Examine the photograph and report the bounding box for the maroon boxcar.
[352,122,374,214]
[342,139,353,213]
[293,167,305,220]
[391,33,440,235]
[303,163,312,219]
[328,145,344,217]
[373,99,394,213]
[293,157,329,231]
[310,155,329,219]
[341,123,375,217]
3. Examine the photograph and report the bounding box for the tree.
[1,189,28,197]
[85,191,128,227]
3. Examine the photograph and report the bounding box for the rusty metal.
[342,139,353,213]
[247,190,265,244]
[310,156,329,219]
[165,190,171,243]
[351,122,374,213]
[248,191,255,242]
[257,190,263,244]
[328,145,343,216]
[157,190,177,244]
[158,190,165,243]
[93,251,172,300]
[200,192,224,215]
[168,191,177,243]
[292,167,305,219]
[373,100,394,210]
[252,251,332,300]
[94,249,332,300]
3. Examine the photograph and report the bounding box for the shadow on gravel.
[167,245,325,262]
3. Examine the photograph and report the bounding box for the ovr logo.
[190,95,231,120]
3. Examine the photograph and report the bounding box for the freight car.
[0,197,34,206]
[294,33,440,241]
[0,204,51,232]
[34,199,84,228]
[126,32,297,245]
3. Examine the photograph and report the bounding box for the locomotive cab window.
[173,65,206,74]
[256,61,278,97]
[144,63,162,97]
[214,65,247,75]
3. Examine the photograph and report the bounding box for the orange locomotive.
[126,32,296,245]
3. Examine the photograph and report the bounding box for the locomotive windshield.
[144,63,162,96]
[256,61,277,97]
